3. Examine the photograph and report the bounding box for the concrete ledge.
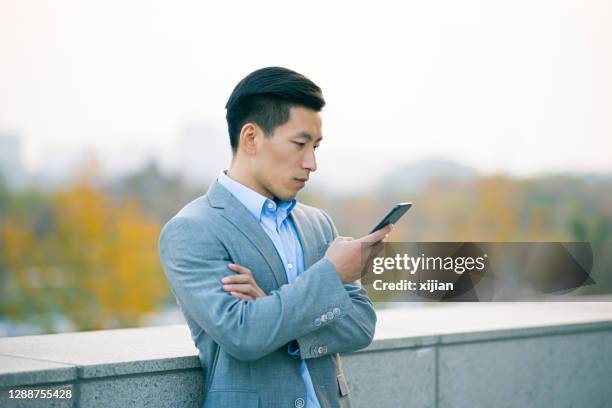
[0,355,76,387]
[1,325,201,380]
[1,302,611,407]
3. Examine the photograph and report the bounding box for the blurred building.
[0,132,25,188]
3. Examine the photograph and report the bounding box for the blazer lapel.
[290,206,318,270]
[207,181,288,288]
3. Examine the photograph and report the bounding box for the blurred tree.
[109,160,203,223]
[1,160,170,332]
[1,219,54,331]
[97,198,166,327]
[3,159,612,332]
[0,180,56,331]
[49,177,168,330]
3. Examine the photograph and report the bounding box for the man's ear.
[238,123,258,156]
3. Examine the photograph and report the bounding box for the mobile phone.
[369,202,412,233]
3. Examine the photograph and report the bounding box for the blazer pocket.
[204,390,259,408]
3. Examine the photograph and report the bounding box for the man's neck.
[227,163,274,200]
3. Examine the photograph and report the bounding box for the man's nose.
[302,148,317,172]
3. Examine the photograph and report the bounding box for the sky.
[1,0,611,191]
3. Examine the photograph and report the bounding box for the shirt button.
[333,307,341,316]
[320,314,328,323]
[326,311,334,320]
[294,397,305,408]
[287,263,293,269]
[267,202,274,209]
[317,346,326,354]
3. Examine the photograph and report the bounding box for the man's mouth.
[294,177,309,187]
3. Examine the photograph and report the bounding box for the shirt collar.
[217,170,297,223]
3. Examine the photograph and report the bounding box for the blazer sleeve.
[294,210,377,359]
[159,215,354,362]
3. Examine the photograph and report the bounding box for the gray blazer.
[159,181,377,408]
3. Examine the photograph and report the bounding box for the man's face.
[252,106,322,201]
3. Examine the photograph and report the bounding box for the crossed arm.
[159,216,376,362]
[221,213,377,359]
[222,263,376,359]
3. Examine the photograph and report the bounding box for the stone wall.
[1,302,611,407]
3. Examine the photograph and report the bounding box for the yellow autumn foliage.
[1,179,169,331]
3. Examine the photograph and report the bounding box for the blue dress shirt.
[218,171,321,408]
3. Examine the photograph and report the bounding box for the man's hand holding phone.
[223,202,411,297]
[221,225,391,299]
[220,226,390,299]
[324,224,392,284]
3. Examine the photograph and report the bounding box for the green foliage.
[0,172,171,333]
[2,168,612,334]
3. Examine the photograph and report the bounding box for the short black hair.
[225,67,325,154]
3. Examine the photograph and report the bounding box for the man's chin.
[278,193,298,202]
[274,189,299,202]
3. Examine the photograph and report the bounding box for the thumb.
[358,224,393,245]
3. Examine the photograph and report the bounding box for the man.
[159,67,391,408]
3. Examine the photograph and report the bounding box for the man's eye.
[292,141,305,147]
[314,144,320,150]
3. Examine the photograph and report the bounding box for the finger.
[362,242,385,273]
[227,263,252,275]
[363,240,385,263]
[254,288,266,298]
[223,284,257,294]
[230,291,254,301]
[358,224,393,245]
[222,274,254,284]
[370,240,385,256]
